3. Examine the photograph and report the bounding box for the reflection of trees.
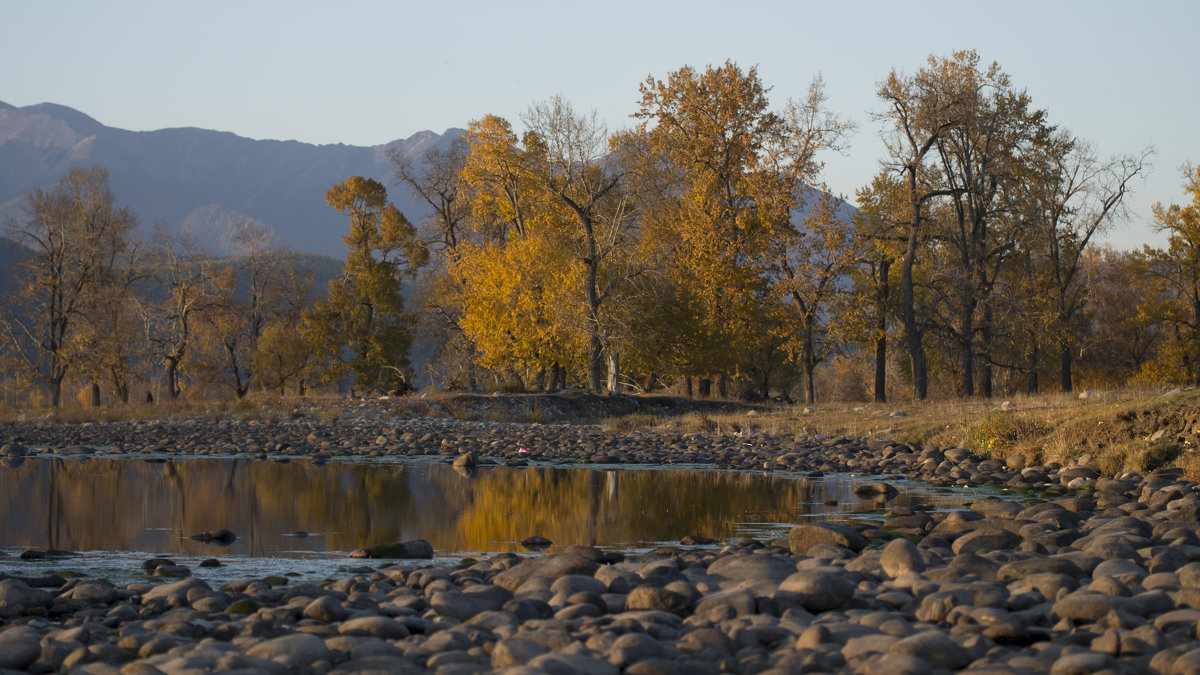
[0,459,947,559]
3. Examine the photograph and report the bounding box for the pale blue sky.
[2,0,1196,249]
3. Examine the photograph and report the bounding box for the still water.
[0,456,1007,582]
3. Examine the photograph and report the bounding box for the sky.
[2,0,1197,250]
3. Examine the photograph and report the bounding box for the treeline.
[3,51,1199,408]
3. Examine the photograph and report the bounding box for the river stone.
[0,627,41,670]
[0,578,54,618]
[789,522,868,554]
[491,636,550,667]
[880,538,924,578]
[693,587,757,618]
[141,577,210,603]
[430,585,513,620]
[1050,650,1121,675]
[453,451,478,468]
[246,632,332,666]
[0,443,27,457]
[339,616,411,639]
[303,595,349,622]
[1053,592,1136,622]
[998,556,1085,581]
[550,574,608,596]
[625,585,693,615]
[529,652,620,675]
[706,553,797,584]
[779,570,855,612]
[492,553,599,592]
[889,631,971,669]
[348,539,434,559]
[952,528,1021,556]
[62,579,119,605]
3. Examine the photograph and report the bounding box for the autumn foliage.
[2,52,1193,408]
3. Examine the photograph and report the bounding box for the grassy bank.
[6,386,1199,479]
[601,387,1200,479]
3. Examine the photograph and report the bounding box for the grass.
[7,384,1200,479]
[598,386,1200,478]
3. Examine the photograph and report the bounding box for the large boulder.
[492,553,599,592]
[349,539,434,559]
[789,522,868,554]
[0,578,53,618]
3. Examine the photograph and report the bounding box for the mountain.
[0,101,463,256]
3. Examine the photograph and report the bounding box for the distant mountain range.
[0,101,464,256]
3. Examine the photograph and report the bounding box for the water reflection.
[0,457,980,559]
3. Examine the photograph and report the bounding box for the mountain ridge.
[0,100,464,256]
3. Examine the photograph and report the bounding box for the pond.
[0,456,1011,584]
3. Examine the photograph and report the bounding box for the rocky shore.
[2,407,1200,673]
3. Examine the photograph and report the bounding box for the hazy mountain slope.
[0,101,462,256]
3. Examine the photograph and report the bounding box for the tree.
[1145,165,1200,384]
[1023,136,1150,391]
[874,57,962,399]
[523,95,634,392]
[630,61,850,391]
[303,176,427,393]
[850,173,908,402]
[0,166,137,407]
[140,227,213,400]
[770,190,860,403]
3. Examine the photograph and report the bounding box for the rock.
[0,442,27,457]
[453,451,478,468]
[141,577,210,604]
[0,627,41,670]
[245,633,332,666]
[952,528,1021,556]
[880,537,925,578]
[854,482,899,498]
[302,594,348,622]
[62,579,119,604]
[888,631,971,670]
[0,578,54,618]
[625,585,693,615]
[430,585,513,620]
[778,570,855,612]
[491,636,550,667]
[522,535,553,550]
[706,553,797,584]
[492,552,599,592]
[789,522,868,554]
[189,528,237,544]
[339,616,411,639]
[348,539,434,559]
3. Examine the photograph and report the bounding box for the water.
[0,455,1012,584]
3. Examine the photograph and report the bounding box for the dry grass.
[601,386,1200,478]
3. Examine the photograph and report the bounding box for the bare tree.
[1,166,136,407]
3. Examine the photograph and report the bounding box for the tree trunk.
[959,292,975,397]
[1028,343,1040,394]
[716,374,727,399]
[980,300,994,399]
[901,243,927,400]
[606,351,621,395]
[803,313,816,405]
[90,382,101,407]
[1059,341,1073,393]
[642,373,656,393]
[874,258,889,403]
[685,377,693,399]
[166,359,181,399]
[698,378,711,398]
[587,332,603,393]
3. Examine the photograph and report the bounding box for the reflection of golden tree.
[0,459,942,558]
